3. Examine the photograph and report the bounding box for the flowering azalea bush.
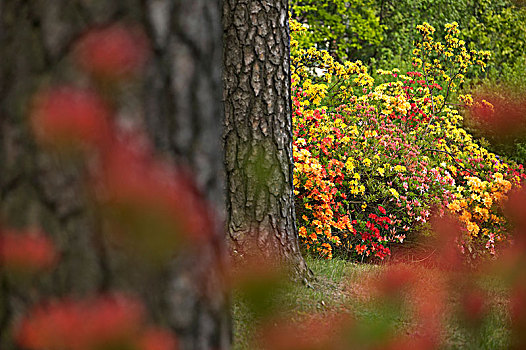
[291,19,525,260]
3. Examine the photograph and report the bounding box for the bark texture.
[222,0,309,277]
[0,1,229,349]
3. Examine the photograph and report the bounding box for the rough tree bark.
[222,0,310,278]
[0,1,229,349]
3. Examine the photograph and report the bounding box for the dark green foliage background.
[292,0,526,83]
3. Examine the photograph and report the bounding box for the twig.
[410,249,437,263]
[422,148,476,176]
[436,71,461,115]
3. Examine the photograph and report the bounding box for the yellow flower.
[448,201,461,212]
[345,158,355,171]
[466,221,480,236]
[389,188,399,198]
[482,195,493,208]
[459,210,472,223]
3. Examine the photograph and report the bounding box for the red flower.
[378,205,387,215]
[355,244,367,255]
[74,24,149,81]
[30,86,112,150]
[0,229,57,274]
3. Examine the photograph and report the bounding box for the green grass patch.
[232,257,511,349]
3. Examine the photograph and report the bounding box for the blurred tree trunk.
[222,0,310,279]
[0,1,229,349]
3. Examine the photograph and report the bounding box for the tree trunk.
[0,1,229,349]
[222,0,310,278]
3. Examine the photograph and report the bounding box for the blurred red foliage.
[468,91,526,139]
[430,214,466,269]
[257,313,353,350]
[16,294,177,350]
[74,24,150,81]
[374,263,416,297]
[91,134,214,261]
[0,229,58,274]
[459,287,488,326]
[140,329,179,350]
[30,86,112,151]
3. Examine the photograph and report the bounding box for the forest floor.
[233,257,510,349]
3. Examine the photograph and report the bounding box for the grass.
[232,256,511,349]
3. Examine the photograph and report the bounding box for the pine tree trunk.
[0,1,229,349]
[222,0,310,278]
